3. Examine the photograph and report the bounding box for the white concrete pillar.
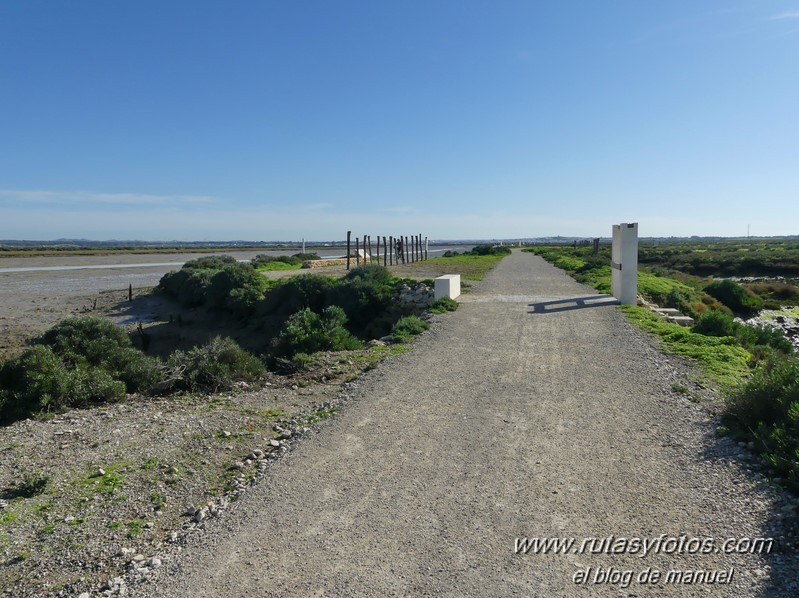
[611,222,638,304]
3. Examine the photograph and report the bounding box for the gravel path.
[138,250,797,597]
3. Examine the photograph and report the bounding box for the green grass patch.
[126,520,147,537]
[0,510,19,525]
[620,306,751,388]
[254,260,303,271]
[391,316,430,343]
[430,297,458,314]
[428,253,506,280]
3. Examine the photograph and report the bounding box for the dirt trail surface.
[139,251,797,597]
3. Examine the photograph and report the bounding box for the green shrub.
[704,279,763,317]
[467,244,511,256]
[725,356,799,491]
[36,316,160,393]
[206,263,265,310]
[258,275,333,317]
[66,367,127,407]
[328,267,395,336]
[744,281,799,306]
[292,252,321,261]
[391,316,430,343]
[0,345,127,421]
[693,310,794,355]
[692,310,738,337]
[430,297,458,314]
[273,307,361,357]
[158,268,214,307]
[39,316,131,366]
[158,256,265,311]
[182,255,238,270]
[168,336,264,391]
[735,323,795,356]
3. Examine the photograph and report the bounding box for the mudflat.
[0,251,319,359]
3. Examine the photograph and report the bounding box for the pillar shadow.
[528,294,619,314]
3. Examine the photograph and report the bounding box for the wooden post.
[375,236,380,265]
[405,236,410,264]
[128,284,133,302]
[424,236,428,260]
[363,235,367,263]
[368,235,373,263]
[418,234,422,262]
[389,236,393,265]
[346,231,351,270]
[356,237,360,266]
[383,236,388,266]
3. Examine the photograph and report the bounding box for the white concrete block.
[435,274,461,300]
[611,222,638,305]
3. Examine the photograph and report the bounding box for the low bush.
[328,266,396,337]
[292,252,321,261]
[692,310,738,337]
[467,245,512,256]
[725,356,799,492]
[736,323,795,356]
[744,281,799,308]
[206,263,266,310]
[430,297,458,314]
[257,275,333,317]
[391,316,430,343]
[167,336,264,392]
[704,279,762,317]
[0,345,127,421]
[36,317,160,393]
[693,310,794,356]
[0,316,168,421]
[273,307,361,358]
[159,256,266,315]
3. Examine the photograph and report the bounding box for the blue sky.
[1,1,798,241]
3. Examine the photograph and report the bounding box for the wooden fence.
[345,231,429,270]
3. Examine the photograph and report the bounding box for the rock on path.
[140,250,797,596]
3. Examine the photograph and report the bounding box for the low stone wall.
[303,259,348,269]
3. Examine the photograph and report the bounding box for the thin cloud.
[0,189,215,205]
[768,10,799,20]
[306,202,333,210]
